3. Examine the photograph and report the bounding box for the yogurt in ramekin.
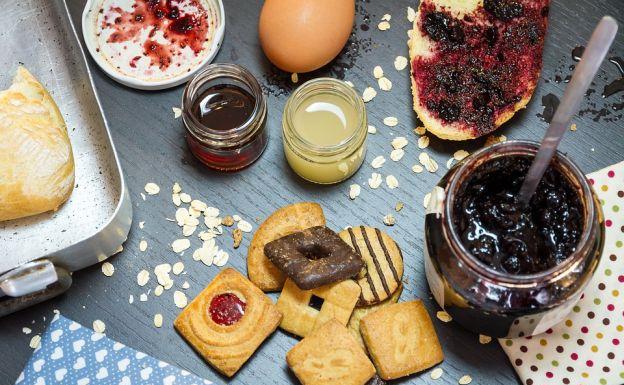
[82,0,224,90]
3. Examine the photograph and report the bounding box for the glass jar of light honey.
[282,78,368,184]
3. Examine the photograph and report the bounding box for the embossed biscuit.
[360,300,444,380]
[339,226,404,305]
[248,202,326,292]
[286,319,376,385]
[174,268,282,377]
[277,278,361,338]
[347,284,402,348]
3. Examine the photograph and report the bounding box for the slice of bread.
[409,0,549,140]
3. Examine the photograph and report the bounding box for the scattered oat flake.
[222,215,234,227]
[29,335,41,349]
[349,184,361,200]
[459,375,472,385]
[383,117,398,127]
[436,310,452,322]
[368,125,377,134]
[22,327,32,335]
[414,126,426,135]
[174,291,187,308]
[418,135,430,149]
[453,149,469,161]
[430,368,443,380]
[446,158,456,170]
[101,262,114,277]
[205,206,220,217]
[93,320,106,334]
[362,87,377,102]
[412,164,424,173]
[154,314,163,328]
[191,199,208,212]
[391,136,408,150]
[344,80,354,87]
[378,21,390,31]
[484,134,507,146]
[171,106,182,119]
[140,293,148,302]
[183,225,197,237]
[390,148,404,162]
[386,175,399,189]
[232,228,243,249]
[137,270,150,287]
[378,77,392,91]
[172,182,182,193]
[291,72,299,83]
[407,6,416,22]
[479,334,492,344]
[129,294,134,304]
[144,182,160,195]
[395,202,404,212]
[371,155,386,169]
[394,56,408,71]
[237,220,253,233]
[424,192,432,209]
[383,214,396,226]
[172,239,191,253]
[172,193,181,206]
[182,281,190,289]
[172,262,184,275]
[154,285,164,297]
[140,193,146,201]
[213,250,229,267]
[139,240,147,252]
[570,123,577,131]
[179,193,192,203]
[381,13,391,21]
[373,66,384,79]
[368,173,383,189]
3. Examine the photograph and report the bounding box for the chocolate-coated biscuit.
[339,226,404,306]
[264,226,364,290]
[247,202,326,292]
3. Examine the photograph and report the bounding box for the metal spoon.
[517,16,619,205]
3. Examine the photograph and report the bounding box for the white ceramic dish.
[81,0,225,90]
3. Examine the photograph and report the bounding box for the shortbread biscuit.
[339,226,404,305]
[286,319,376,385]
[347,285,402,348]
[277,278,361,338]
[248,202,326,291]
[265,226,364,290]
[174,268,282,377]
[360,301,444,380]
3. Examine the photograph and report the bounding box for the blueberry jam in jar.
[424,141,604,338]
[182,64,268,171]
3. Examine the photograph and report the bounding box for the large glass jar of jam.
[424,141,604,338]
[182,64,268,171]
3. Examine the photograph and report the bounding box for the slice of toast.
[409,0,549,140]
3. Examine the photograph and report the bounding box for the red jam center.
[100,0,210,70]
[209,293,246,326]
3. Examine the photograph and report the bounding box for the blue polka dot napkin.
[15,315,212,385]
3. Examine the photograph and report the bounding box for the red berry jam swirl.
[100,0,210,70]
[412,0,549,136]
[209,293,246,326]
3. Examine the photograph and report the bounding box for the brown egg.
[258,0,355,73]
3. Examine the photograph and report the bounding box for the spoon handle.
[517,16,619,205]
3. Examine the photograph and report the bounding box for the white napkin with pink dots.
[501,161,624,385]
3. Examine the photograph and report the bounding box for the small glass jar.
[424,141,604,338]
[182,63,268,171]
[282,78,367,184]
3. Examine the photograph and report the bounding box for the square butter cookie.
[287,319,376,385]
[174,268,282,377]
[360,300,443,380]
[277,278,361,337]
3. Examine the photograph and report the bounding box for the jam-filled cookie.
[286,319,376,385]
[347,284,402,348]
[247,202,326,292]
[264,226,364,290]
[360,300,444,380]
[339,226,404,306]
[277,278,361,338]
[174,268,282,377]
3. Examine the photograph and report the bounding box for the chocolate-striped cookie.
[339,226,404,306]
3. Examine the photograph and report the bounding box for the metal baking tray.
[0,0,132,315]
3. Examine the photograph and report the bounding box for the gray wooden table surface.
[1,0,623,384]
